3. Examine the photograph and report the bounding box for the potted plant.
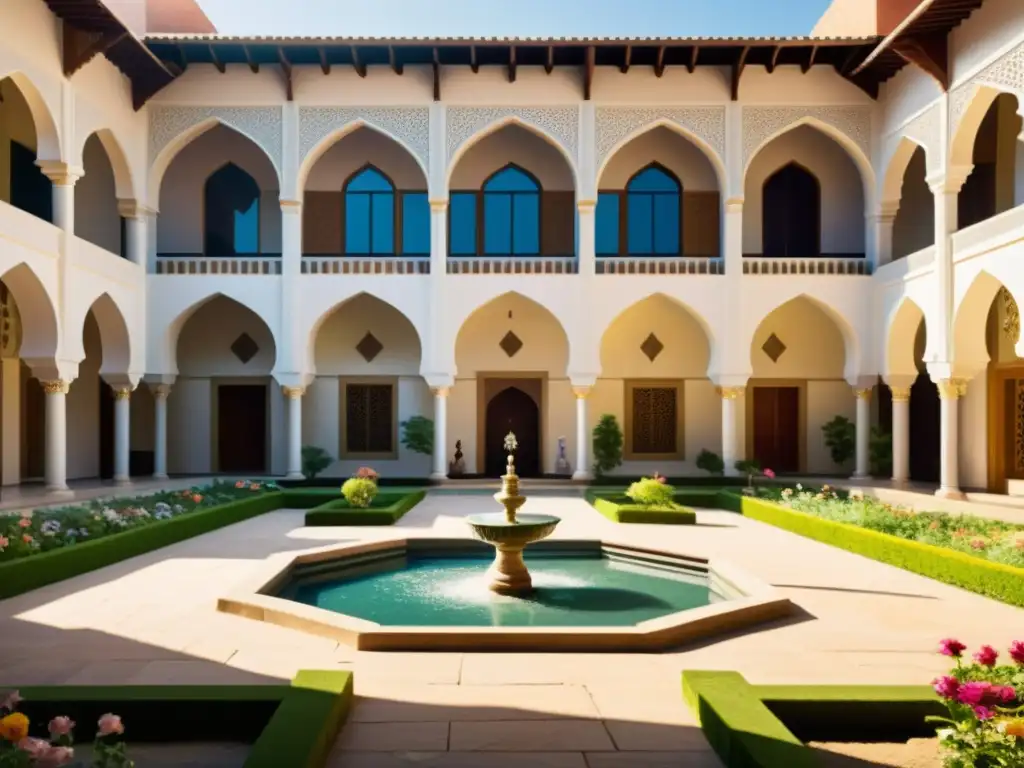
[696,449,724,476]
[591,414,623,480]
[301,445,333,480]
[822,415,856,471]
[735,459,761,494]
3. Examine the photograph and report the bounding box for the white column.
[118,201,148,266]
[572,387,592,481]
[38,164,81,234]
[722,198,743,274]
[283,386,304,480]
[430,201,448,278]
[867,204,898,268]
[718,387,744,475]
[890,386,911,486]
[577,201,596,277]
[431,386,449,481]
[42,380,70,494]
[852,386,872,479]
[927,169,968,363]
[936,378,967,499]
[152,384,170,479]
[112,387,132,484]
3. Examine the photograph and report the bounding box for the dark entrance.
[218,384,267,473]
[909,372,940,483]
[99,383,114,479]
[485,386,540,478]
[752,386,800,473]
[762,162,820,258]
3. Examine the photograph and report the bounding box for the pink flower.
[763,468,776,479]
[996,685,1017,704]
[21,534,32,544]
[0,690,21,711]
[973,705,995,721]
[939,638,966,658]
[1010,640,1024,665]
[16,737,50,757]
[973,645,999,667]
[96,713,123,737]
[36,746,74,766]
[47,716,74,737]
[932,675,960,700]
[956,681,991,706]
[0,535,8,550]
[17,518,30,529]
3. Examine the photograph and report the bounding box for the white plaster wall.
[177,296,277,376]
[76,135,122,255]
[750,298,847,379]
[314,294,422,375]
[806,381,857,475]
[130,385,154,452]
[960,383,987,490]
[600,294,710,378]
[66,313,101,480]
[598,126,718,191]
[307,127,427,191]
[892,148,934,259]
[449,124,574,191]
[744,125,866,255]
[167,377,211,474]
[455,292,569,376]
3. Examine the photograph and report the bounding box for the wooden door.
[218,384,267,473]
[752,387,800,473]
[485,386,540,478]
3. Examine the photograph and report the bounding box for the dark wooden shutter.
[631,387,677,454]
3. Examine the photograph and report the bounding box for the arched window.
[483,165,540,255]
[344,166,395,255]
[204,163,260,255]
[626,165,681,256]
[762,162,820,258]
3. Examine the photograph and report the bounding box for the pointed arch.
[953,269,1022,370]
[86,293,132,376]
[446,116,579,193]
[881,136,928,206]
[148,118,282,208]
[0,71,61,161]
[204,162,261,256]
[0,262,59,361]
[884,296,927,379]
[82,128,136,201]
[762,161,821,258]
[596,119,726,194]
[950,84,1021,169]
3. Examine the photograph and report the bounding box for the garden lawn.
[304,491,426,526]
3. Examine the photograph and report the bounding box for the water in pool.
[286,553,718,627]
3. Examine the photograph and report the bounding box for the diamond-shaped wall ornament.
[499,331,523,358]
[640,333,664,362]
[762,333,787,363]
[230,332,259,364]
[356,332,384,363]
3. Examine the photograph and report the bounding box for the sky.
[195,0,835,38]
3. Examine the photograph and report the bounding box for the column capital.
[280,198,302,213]
[36,161,83,186]
[927,165,972,195]
[112,386,132,400]
[572,386,592,400]
[429,199,449,212]
[431,386,450,398]
[724,196,744,213]
[890,386,912,402]
[852,386,873,401]
[117,199,155,220]
[151,383,172,399]
[576,199,597,212]
[937,378,968,400]
[282,385,305,399]
[41,380,70,395]
[716,386,745,400]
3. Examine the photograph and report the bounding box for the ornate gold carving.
[432,386,450,398]
[112,387,132,400]
[937,378,968,400]
[890,387,911,403]
[1015,380,1024,474]
[853,387,873,401]
[716,386,745,401]
[282,386,305,399]
[41,380,70,395]
[1002,288,1020,346]
[151,384,172,399]
[572,387,591,400]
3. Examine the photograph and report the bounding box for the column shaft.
[719,387,743,475]
[283,387,304,480]
[153,386,169,479]
[853,388,872,479]
[43,380,69,493]
[891,388,911,485]
[431,388,448,480]
[113,388,131,483]
[572,388,591,481]
[937,379,967,498]
[577,201,596,277]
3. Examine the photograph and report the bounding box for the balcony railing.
[742,257,870,276]
[447,255,577,275]
[597,256,723,275]
[301,255,430,275]
[155,255,282,275]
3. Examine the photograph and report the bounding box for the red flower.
[973,645,998,667]
[939,638,966,658]
[763,468,776,479]
[1009,640,1024,665]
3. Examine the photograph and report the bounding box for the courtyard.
[1,487,1021,766]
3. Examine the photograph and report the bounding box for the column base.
[935,487,967,501]
[429,472,448,482]
[850,472,871,481]
[152,472,169,480]
[285,471,305,480]
[46,487,74,499]
[890,477,910,489]
[114,476,131,486]
[571,470,593,481]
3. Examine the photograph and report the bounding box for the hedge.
[734,494,1024,608]
[682,671,941,768]
[304,491,426,526]
[7,670,353,768]
[586,492,697,524]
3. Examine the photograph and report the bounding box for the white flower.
[101,507,120,522]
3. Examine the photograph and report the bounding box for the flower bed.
[586,492,697,524]
[0,669,352,768]
[304,491,426,526]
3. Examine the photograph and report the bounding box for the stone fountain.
[466,431,561,595]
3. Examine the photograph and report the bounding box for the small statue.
[555,435,572,475]
[504,432,518,476]
[448,439,466,476]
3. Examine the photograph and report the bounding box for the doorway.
[99,383,114,479]
[217,384,267,473]
[752,386,800,473]
[485,386,540,478]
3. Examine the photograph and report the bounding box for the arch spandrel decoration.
[950,41,1024,131]
[595,107,727,167]
[299,107,431,171]
[446,106,580,165]
[149,106,284,175]
[885,103,941,176]
[741,105,873,168]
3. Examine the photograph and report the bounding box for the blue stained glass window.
[402,193,429,255]
[345,166,394,255]
[204,163,261,256]
[626,165,680,256]
[596,193,620,255]
[449,193,477,255]
[483,165,540,256]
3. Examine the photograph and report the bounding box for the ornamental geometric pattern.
[950,40,1024,138]
[499,330,524,358]
[595,107,726,168]
[230,332,259,365]
[355,331,384,363]
[640,332,664,362]
[299,107,430,171]
[761,333,787,363]
[149,107,283,175]
[891,104,942,174]
[446,106,579,165]
[741,106,872,168]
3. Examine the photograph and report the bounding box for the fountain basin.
[466,512,561,595]
[217,538,795,652]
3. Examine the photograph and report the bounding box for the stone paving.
[0,491,1022,767]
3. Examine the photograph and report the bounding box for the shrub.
[341,478,378,509]
[735,459,761,487]
[870,427,893,478]
[625,475,675,507]
[822,415,856,468]
[301,445,333,479]
[400,416,434,456]
[592,414,623,479]
[696,449,725,476]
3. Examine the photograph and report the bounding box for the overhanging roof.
[142,35,887,103]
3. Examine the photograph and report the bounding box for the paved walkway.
[0,492,1021,767]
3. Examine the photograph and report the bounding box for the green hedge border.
[681,670,941,768]
[8,669,353,768]
[585,491,697,524]
[304,491,426,526]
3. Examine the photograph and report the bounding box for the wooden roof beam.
[318,46,330,75]
[621,44,631,74]
[508,45,517,83]
[470,45,478,73]
[893,32,948,90]
[688,45,699,74]
[241,44,259,73]
[62,23,127,77]
[801,44,818,73]
[730,45,749,101]
[350,46,366,77]
[388,45,403,75]
[208,43,225,73]
[545,45,554,74]
[277,47,293,101]
[654,45,666,77]
[767,44,781,73]
[432,47,441,101]
[583,45,595,100]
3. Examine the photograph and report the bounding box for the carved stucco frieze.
[884,103,941,176]
[445,106,580,166]
[950,40,1024,137]
[298,107,430,171]
[149,107,283,175]
[741,106,872,168]
[595,107,726,169]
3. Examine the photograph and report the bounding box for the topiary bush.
[400,416,434,457]
[822,415,856,468]
[625,475,676,507]
[696,449,725,476]
[592,414,623,479]
[301,445,333,479]
[870,427,892,478]
[341,468,379,508]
